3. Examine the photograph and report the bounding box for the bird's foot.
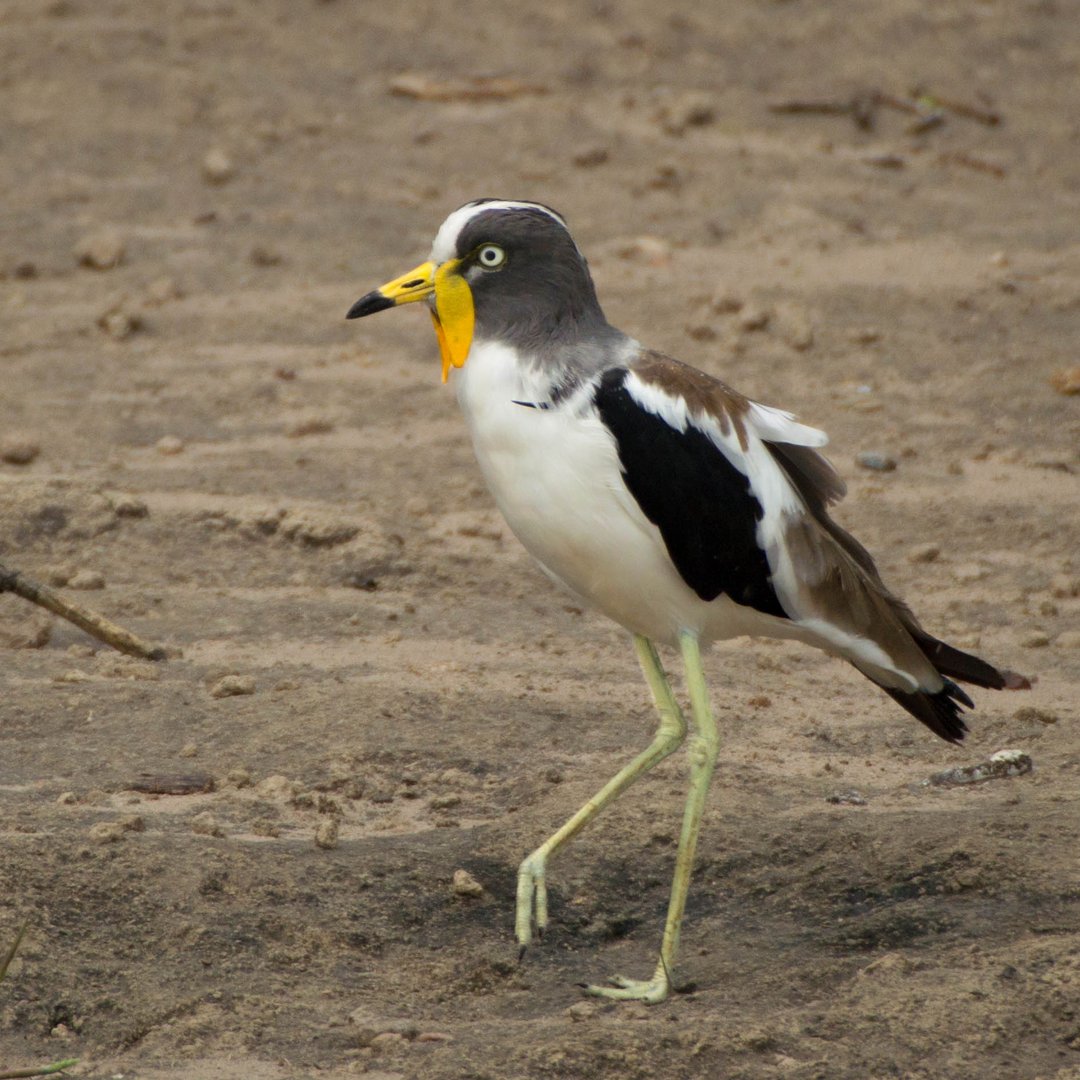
[582,971,671,1004]
[515,849,550,948]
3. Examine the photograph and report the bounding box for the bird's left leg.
[516,635,687,949]
[585,630,719,1004]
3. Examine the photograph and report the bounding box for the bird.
[346,199,1027,1003]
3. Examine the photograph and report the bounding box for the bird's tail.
[870,630,1030,744]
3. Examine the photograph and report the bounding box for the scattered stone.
[856,451,897,472]
[180,742,199,758]
[572,145,609,168]
[250,244,283,267]
[97,301,143,340]
[825,790,867,806]
[67,569,105,591]
[922,749,1033,788]
[112,495,148,518]
[53,668,92,683]
[143,276,184,305]
[1055,629,1080,649]
[226,767,253,788]
[1049,574,1080,599]
[655,90,716,135]
[1049,366,1080,396]
[775,304,814,351]
[201,148,235,184]
[953,563,990,584]
[429,793,461,810]
[118,814,145,833]
[989,250,1010,268]
[370,1032,406,1051]
[614,235,671,266]
[710,288,744,315]
[13,261,37,280]
[388,72,547,103]
[89,821,126,844]
[0,612,52,650]
[737,305,771,332]
[278,510,359,547]
[1020,630,1050,649]
[566,1001,598,1022]
[416,1031,453,1043]
[907,542,941,564]
[686,323,717,342]
[57,791,77,805]
[191,811,225,837]
[156,435,185,455]
[315,818,340,849]
[210,674,256,699]
[74,228,125,269]
[0,437,41,465]
[286,416,334,438]
[1013,706,1058,726]
[451,868,484,898]
[256,774,304,800]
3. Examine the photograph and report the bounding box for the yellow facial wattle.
[432,261,475,383]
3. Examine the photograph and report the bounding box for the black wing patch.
[593,369,787,619]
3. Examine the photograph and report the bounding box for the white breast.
[453,342,785,645]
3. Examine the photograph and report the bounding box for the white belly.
[454,342,787,646]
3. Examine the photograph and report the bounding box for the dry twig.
[0,563,166,661]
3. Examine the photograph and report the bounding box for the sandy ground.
[2,2,1079,1077]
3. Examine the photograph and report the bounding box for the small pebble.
[250,245,283,267]
[566,1001,598,1022]
[156,435,185,455]
[615,235,671,266]
[57,791,77,805]
[1020,630,1050,649]
[13,261,37,280]
[118,814,145,833]
[416,1031,453,1043]
[227,767,253,788]
[210,674,256,699]
[0,437,41,465]
[112,496,149,518]
[710,287,743,315]
[572,145,609,168]
[74,228,125,270]
[315,818,340,849]
[180,742,199,758]
[191,811,224,837]
[202,148,235,184]
[655,90,716,135]
[737,305,771,332]
[143,277,184,305]
[68,569,105,591]
[98,305,142,340]
[451,868,484,898]
[953,563,990,584]
[848,327,882,345]
[1049,367,1080,396]
[1013,706,1058,726]
[89,821,125,844]
[1056,630,1080,649]
[907,542,941,564]
[856,451,897,472]
[286,416,334,438]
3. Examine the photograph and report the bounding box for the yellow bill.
[347,257,475,383]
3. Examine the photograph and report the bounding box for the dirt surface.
[2,2,1080,1077]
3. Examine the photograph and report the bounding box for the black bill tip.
[346,290,395,320]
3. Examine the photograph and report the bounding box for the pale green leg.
[516,634,687,949]
[585,630,719,1004]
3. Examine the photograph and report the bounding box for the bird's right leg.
[516,634,687,949]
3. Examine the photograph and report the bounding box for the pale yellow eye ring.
[477,244,506,269]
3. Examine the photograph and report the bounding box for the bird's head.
[347,199,608,382]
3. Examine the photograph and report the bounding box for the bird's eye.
[477,244,506,269]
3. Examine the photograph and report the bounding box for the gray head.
[347,199,627,382]
[430,199,615,352]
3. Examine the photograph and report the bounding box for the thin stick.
[0,563,166,661]
[0,1062,80,1079]
[0,923,79,1077]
